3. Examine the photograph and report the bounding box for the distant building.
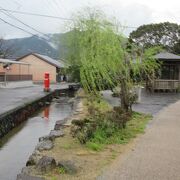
[15,53,65,83]
[0,58,32,88]
[152,52,180,91]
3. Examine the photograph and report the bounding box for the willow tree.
[63,8,160,112]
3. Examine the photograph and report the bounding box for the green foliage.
[173,40,180,55]
[63,8,160,111]
[112,86,121,97]
[129,22,180,54]
[72,117,98,144]
[62,8,125,92]
[60,30,82,81]
[51,177,57,180]
[85,96,112,115]
[71,99,131,144]
[86,142,103,151]
[0,38,15,58]
[62,143,72,150]
[133,46,162,91]
[71,95,151,151]
[58,167,66,174]
[87,112,151,149]
[139,47,161,82]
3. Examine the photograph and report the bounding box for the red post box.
[44,72,50,92]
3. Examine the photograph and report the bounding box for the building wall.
[0,63,29,75]
[10,54,57,83]
[0,64,5,73]
[7,63,30,75]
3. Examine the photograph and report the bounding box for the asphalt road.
[0,84,69,115]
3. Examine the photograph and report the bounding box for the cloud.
[76,2,153,35]
[0,0,179,39]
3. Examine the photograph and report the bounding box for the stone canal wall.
[17,92,82,180]
[0,89,72,138]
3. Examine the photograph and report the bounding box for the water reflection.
[43,106,50,120]
[0,97,73,180]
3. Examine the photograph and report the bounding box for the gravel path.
[98,99,180,180]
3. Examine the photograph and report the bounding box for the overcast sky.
[0,0,180,39]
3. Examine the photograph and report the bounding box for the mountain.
[4,34,63,59]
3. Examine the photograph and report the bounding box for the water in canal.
[0,96,74,180]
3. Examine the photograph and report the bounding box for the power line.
[0,17,36,35]
[44,0,57,17]
[0,8,138,29]
[0,8,73,21]
[54,0,67,17]
[58,0,69,13]
[0,17,48,41]
[122,25,138,29]
[46,0,62,17]
[0,8,50,38]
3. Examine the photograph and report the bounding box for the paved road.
[102,89,180,116]
[98,100,180,180]
[0,84,69,115]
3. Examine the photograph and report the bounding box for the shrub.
[71,106,131,144]
[71,97,151,150]
[86,142,103,151]
[70,96,149,148]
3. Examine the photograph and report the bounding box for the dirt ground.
[42,127,137,180]
[33,90,148,180]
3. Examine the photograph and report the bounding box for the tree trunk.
[120,78,129,112]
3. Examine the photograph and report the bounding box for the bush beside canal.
[71,96,151,151]
[22,91,151,180]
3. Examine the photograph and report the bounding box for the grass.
[84,96,112,114]
[48,167,66,180]
[50,177,57,180]
[111,150,117,159]
[86,142,104,151]
[86,112,151,151]
[41,94,152,180]
[58,167,66,174]
[82,95,152,151]
[61,143,72,150]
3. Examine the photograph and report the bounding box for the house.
[153,52,180,91]
[15,53,65,83]
[0,58,32,88]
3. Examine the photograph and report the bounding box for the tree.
[62,8,160,112]
[60,30,81,82]
[129,22,180,54]
[173,40,180,54]
[0,38,15,58]
[139,46,162,91]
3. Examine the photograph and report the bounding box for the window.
[161,65,179,80]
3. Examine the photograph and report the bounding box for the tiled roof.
[16,53,65,68]
[0,58,30,65]
[33,53,65,68]
[155,52,180,60]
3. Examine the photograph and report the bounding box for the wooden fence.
[153,79,180,91]
[0,73,32,82]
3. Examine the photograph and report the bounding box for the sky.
[0,0,180,39]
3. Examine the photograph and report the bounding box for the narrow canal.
[0,96,74,180]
